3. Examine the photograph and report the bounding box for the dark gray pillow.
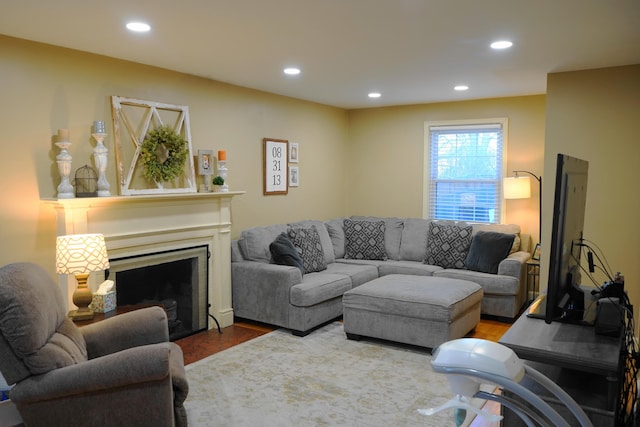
[287,226,327,273]
[269,233,304,274]
[424,222,473,269]
[343,219,388,260]
[465,231,515,274]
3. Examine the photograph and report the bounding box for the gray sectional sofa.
[231,216,531,336]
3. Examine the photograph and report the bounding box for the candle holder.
[55,140,75,199]
[92,132,111,197]
[217,160,229,192]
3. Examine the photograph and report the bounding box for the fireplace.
[43,192,243,330]
[107,245,208,340]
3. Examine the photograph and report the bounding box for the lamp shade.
[56,234,109,274]
[503,176,531,199]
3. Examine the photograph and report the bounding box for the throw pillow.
[269,233,305,274]
[465,231,516,274]
[343,219,388,260]
[424,222,473,269]
[287,226,327,273]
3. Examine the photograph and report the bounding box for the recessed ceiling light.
[126,22,151,32]
[454,85,469,91]
[368,92,381,98]
[490,40,513,50]
[283,67,301,75]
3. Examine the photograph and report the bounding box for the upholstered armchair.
[0,262,188,427]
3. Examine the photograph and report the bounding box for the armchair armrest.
[10,343,172,403]
[81,306,169,359]
[497,250,531,279]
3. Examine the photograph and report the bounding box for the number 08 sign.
[263,138,289,195]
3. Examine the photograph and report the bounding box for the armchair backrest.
[0,262,87,384]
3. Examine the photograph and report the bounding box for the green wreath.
[140,126,189,183]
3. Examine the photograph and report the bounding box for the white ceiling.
[1,0,639,109]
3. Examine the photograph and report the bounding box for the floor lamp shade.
[503,176,532,199]
[56,233,109,320]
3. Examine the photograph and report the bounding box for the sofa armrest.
[497,250,531,279]
[81,306,169,359]
[232,260,303,327]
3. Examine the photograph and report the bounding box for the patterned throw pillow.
[287,226,327,273]
[343,219,387,260]
[424,222,473,269]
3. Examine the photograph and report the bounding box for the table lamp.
[56,233,110,320]
[503,170,542,243]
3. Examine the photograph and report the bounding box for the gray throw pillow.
[465,231,515,274]
[424,222,473,269]
[343,219,388,260]
[287,226,327,273]
[269,233,304,274]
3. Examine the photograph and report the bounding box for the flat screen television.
[527,153,595,325]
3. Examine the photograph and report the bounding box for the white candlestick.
[92,132,111,197]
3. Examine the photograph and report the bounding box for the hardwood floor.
[175,317,511,426]
[175,317,511,365]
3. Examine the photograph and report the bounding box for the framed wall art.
[110,96,196,195]
[263,138,288,195]
[289,142,299,163]
[289,165,299,187]
[198,150,214,175]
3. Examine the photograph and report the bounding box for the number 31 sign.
[263,138,289,195]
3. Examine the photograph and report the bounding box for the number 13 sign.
[263,138,289,195]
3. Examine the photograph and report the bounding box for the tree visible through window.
[424,119,508,224]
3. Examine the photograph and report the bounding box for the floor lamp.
[503,170,542,244]
[56,233,110,320]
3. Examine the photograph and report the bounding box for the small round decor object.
[140,126,189,183]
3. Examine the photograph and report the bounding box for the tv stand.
[500,309,623,426]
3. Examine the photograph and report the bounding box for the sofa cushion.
[344,218,388,260]
[465,231,515,274]
[270,233,305,274]
[239,224,288,263]
[377,260,442,277]
[399,218,430,261]
[325,218,346,259]
[290,273,352,307]
[287,226,327,273]
[424,222,473,269]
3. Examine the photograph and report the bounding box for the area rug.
[184,322,489,426]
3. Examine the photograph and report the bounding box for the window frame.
[422,118,509,224]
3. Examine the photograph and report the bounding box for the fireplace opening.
[106,245,209,341]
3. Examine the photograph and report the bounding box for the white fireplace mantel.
[42,191,244,329]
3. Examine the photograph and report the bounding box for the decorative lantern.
[74,165,98,198]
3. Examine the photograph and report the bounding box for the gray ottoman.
[342,274,483,349]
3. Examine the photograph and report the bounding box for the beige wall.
[542,65,640,321]
[346,96,546,245]
[0,35,349,273]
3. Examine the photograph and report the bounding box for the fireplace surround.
[43,191,243,329]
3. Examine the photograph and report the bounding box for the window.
[423,119,508,224]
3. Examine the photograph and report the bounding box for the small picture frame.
[289,142,299,163]
[289,165,299,187]
[532,243,541,261]
[198,150,214,175]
